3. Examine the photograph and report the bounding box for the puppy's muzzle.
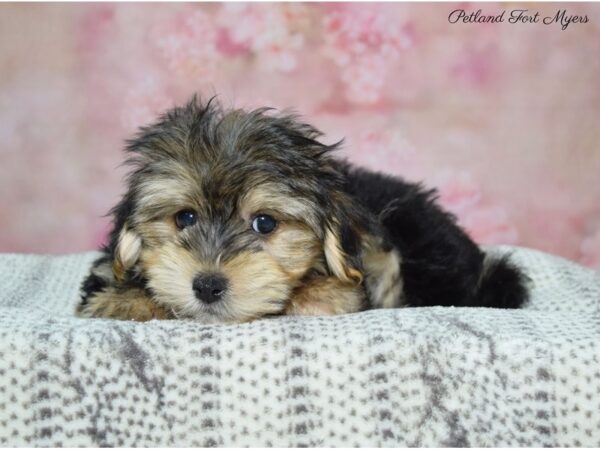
[193,273,228,304]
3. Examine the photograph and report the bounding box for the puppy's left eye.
[252,214,277,234]
[175,210,197,229]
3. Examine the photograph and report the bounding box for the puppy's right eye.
[175,210,197,229]
[251,214,277,234]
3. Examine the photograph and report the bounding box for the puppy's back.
[341,163,529,309]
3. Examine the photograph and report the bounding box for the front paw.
[76,288,173,321]
[285,276,365,316]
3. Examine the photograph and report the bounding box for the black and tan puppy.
[77,97,528,322]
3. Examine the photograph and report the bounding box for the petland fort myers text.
[448,9,589,31]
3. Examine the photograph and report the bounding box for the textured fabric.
[0,246,598,447]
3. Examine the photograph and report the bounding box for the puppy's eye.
[175,210,197,229]
[251,214,277,234]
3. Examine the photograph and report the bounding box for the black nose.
[193,273,228,304]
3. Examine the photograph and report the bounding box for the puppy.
[76,97,528,322]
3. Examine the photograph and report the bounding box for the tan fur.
[112,227,142,281]
[134,167,202,222]
[222,251,293,321]
[362,236,404,308]
[221,221,325,321]
[137,220,177,246]
[323,223,363,285]
[77,287,173,321]
[139,242,206,318]
[285,276,364,316]
[131,218,325,322]
[81,181,381,323]
[84,205,388,322]
[240,183,319,230]
[264,222,323,277]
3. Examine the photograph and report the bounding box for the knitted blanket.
[0,246,598,447]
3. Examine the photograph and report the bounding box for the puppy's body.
[77,98,528,322]
[342,166,526,309]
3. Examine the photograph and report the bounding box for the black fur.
[342,166,528,308]
[79,256,111,307]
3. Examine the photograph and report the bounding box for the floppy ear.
[323,201,364,285]
[324,222,362,285]
[112,225,142,282]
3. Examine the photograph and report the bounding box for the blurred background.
[1,2,599,270]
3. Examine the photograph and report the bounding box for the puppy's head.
[107,97,366,322]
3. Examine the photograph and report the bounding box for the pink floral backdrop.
[1,2,599,270]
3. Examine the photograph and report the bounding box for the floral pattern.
[0,2,598,270]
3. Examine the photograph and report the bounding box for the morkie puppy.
[76,96,528,323]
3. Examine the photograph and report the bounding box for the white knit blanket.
[0,246,599,447]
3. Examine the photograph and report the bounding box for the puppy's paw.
[76,288,173,321]
[285,276,365,316]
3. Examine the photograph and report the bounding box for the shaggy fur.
[77,96,529,322]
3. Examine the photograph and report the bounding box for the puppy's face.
[110,100,363,323]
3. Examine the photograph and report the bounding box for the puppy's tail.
[473,254,530,309]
